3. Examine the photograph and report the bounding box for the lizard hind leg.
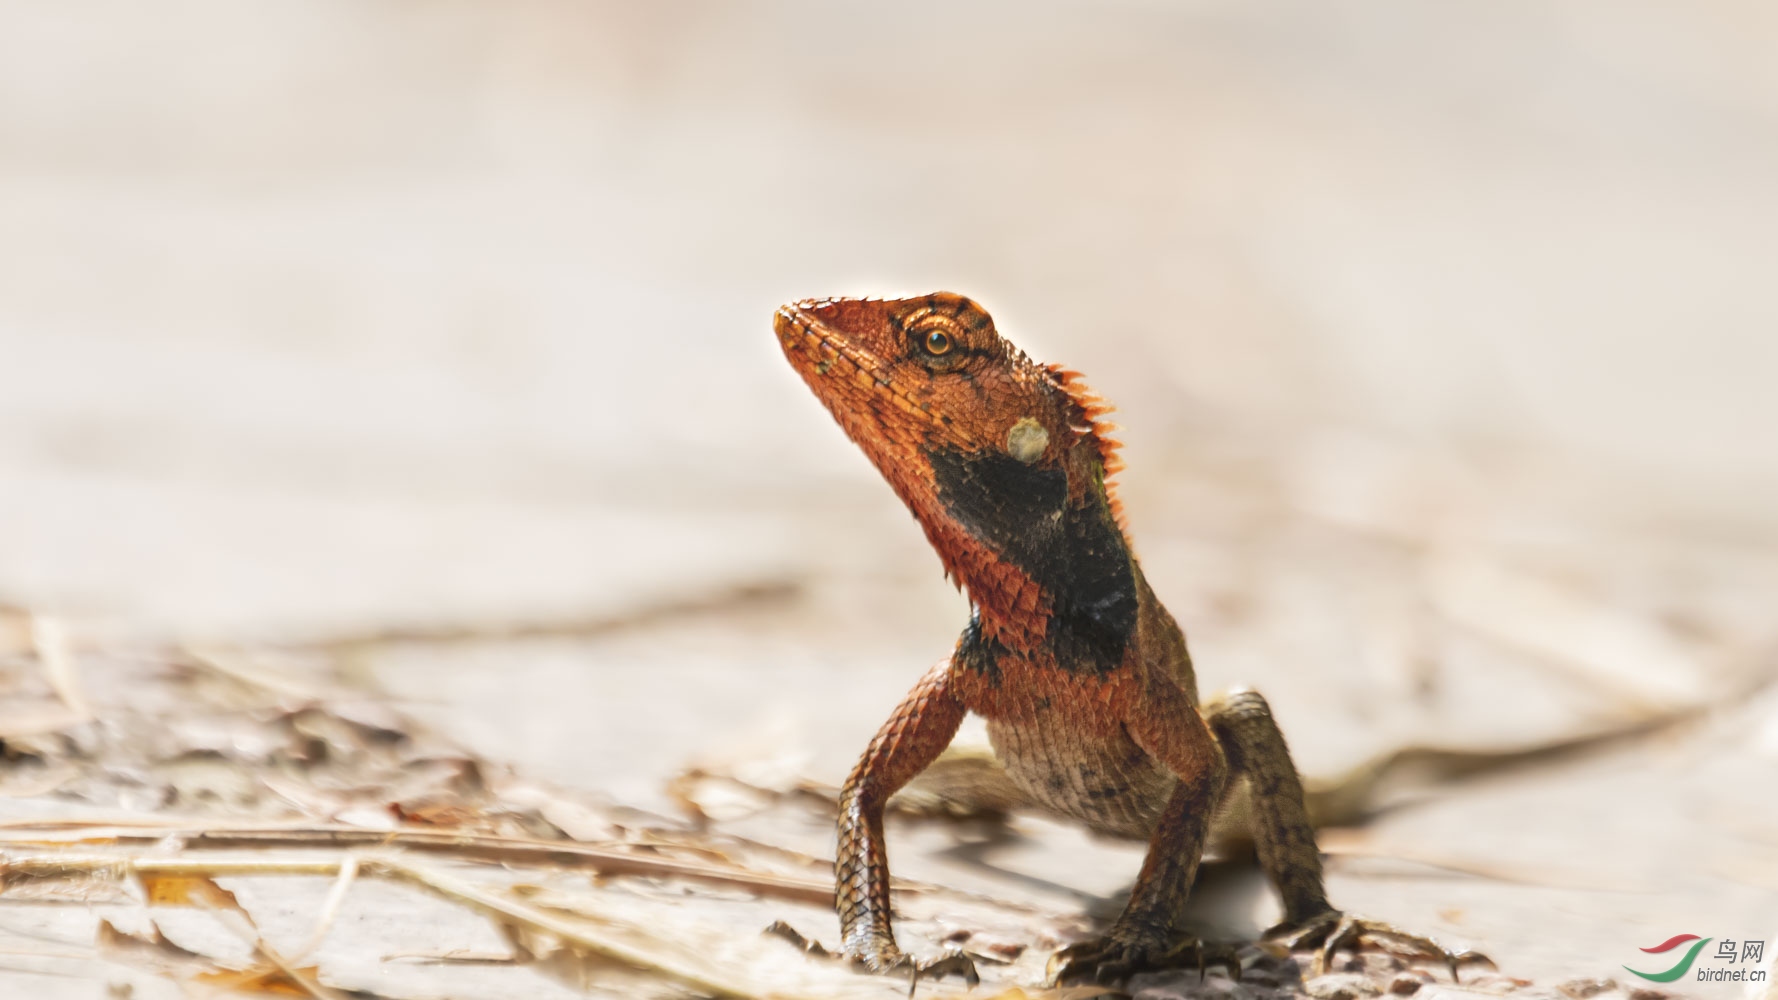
[1206,688,1492,980]
[1205,688,1332,925]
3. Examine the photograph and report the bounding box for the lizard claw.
[904,951,983,994]
[764,919,836,959]
[1266,910,1494,981]
[763,921,981,991]
[1047,925,1243,987]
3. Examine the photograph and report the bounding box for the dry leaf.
[33,615,92,721]
[138,873,245,911]
[192,964,324,996]
[96,918,209,972]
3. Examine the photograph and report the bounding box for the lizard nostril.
[772,309,802,342]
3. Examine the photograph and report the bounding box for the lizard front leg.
[1207,688,1491,978]
[1049,677,1230,985]
[834,658,977,982]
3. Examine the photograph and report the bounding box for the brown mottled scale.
[775,293,1473,985]
[950,570,1191,842]
[985,698,1175,839]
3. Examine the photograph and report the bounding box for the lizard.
[772,292,1484,986]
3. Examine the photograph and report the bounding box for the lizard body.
[774,292,1464,984]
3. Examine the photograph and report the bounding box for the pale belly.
[985,716,1176,839]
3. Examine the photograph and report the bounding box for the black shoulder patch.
[954,608,1001,683]
[929,447,1138,671]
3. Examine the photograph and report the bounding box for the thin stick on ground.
[0,824,840,906]
[2,851,835,1000]
[289,854,361,963]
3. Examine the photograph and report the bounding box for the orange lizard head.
[774,292,1131,655]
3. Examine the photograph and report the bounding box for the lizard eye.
[902,311,964,365]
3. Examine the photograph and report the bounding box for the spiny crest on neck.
[1044,362,1126,531]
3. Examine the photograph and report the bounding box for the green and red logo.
[1628,932,1706,975]
[1627,934,1769,984]
[1626,935,1712,982]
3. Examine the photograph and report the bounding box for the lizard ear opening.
[1006,418,1049,463]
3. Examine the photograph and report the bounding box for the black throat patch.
[928,446,1138,675]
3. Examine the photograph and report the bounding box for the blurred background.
[1,0,1775,996]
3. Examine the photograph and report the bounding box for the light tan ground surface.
[1,2,1776,998]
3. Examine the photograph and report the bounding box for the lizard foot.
[763,921,981,991]
[1047,925,1243,987]
[1266,910,1494,981]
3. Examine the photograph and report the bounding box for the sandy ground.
[1,1,1776,997]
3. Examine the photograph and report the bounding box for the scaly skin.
[774,293,1478,985]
